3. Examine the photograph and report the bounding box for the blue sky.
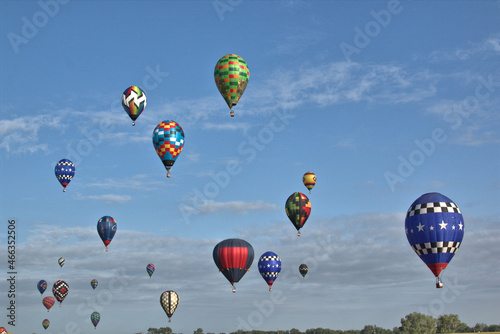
[0,0,499,333]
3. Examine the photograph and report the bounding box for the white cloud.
[180,199,279,215]
[75,193,132,204]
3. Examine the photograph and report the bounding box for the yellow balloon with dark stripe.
[303,171,316,193]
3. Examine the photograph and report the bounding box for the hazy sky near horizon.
[0,0,499,333]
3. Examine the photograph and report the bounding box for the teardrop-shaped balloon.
[152,120,185,178]
[147,263,155,278]
[160,290,179,322]
[299,264,308,278]
[121,86,146,126]
[258,251,281,291]
[97,216,117,251]
[302,171,316,193]
[405,192,464,288]
[214,54,249,117]
[58,257,65,268]
[38,280,48,294]
[213,238,254,292]
[90,279,98,290]
[52,280,69,306]
[43,296,55,312]
[285,192,311,236]
[55,159,75,192]
[91,311,100,328]
[42,319,50,330]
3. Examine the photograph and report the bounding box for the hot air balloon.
[42,319,50,330]
[160,290,179,323]
[0,327,6,334]
[121,86,147,126]
[303,171,316,193]
[58,257,65,268]
[52,280,69,306]
[43,296,55,312]
[147,263,155,278]
[152,120,185,178]
[299,264,308,278]
[97,216,117,252]
[55,159,75,192]
[258,251,282,291]
[213,238,254,292]
[91,311,100,329]
[90,279,98,290]
[285,192,311,236]
[214,54,249,117]
[405,192,464,288]
[38,280,48,294]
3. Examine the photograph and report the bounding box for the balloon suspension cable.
[230,110,234,117]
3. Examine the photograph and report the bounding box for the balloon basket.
[132,121,135,126]
[230,110,234,117]
[63,189,66,192]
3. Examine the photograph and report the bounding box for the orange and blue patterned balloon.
[147,263,155,278]
[97,216,117,252]
[43,296,55,312]
[55,159,75,192]
[258,251,281,291]
[121,86,146,126]
[91,311,100,328]
[285,192,311,236]
[38,279,48,294]
[42,319,50,330]
[152,120,185,178]
[214,54,249,117]
[303,171,316,193]
[90,279,98,290]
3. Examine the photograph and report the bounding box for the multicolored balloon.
[152,120,185,178]
[37,279,48,294]
[52,280,69,306]
[303,171,316,193]
[160,290,179,323]
[90,279,98,290]
[214,54,249,117]
[42,319,50,330]
[91,311,100,328]
[121,85,147,126]
[213,238,254,292]
[405,192,465,288]
[58,257,65,268]
[299,264,308,278]
[43,296,55,312]
[147,263,155,278]
[97,216,117,252]
[55,159,75,192]
[0,327,7,334]
[258,251,282,291]
[285,192,312,236]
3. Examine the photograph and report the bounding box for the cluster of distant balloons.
[43,54,465,330]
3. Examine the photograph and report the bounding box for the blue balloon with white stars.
[405,192,464,282]
[258,251,282,291]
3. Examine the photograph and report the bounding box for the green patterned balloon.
[214,54,249,117]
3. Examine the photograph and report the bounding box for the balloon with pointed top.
[213,238,254,292]
[38,280,48,294]
[214,54,249,117]
[55,159,75,192]
[147,263,155,278]
[97,216,117,252]
[58,257,65,268]
[160,290,179,323]
[152,120,185,178]
[405,192,464,288]
[121,86,146,126]
[91,311,100,329]
[303,171,316,193]
[90,279,98,290]
[285,192,311,236]
[299,264,308,278]
[43,296,55,312]
[258,251,281,291]
[42,319,50,330]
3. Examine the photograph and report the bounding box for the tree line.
[147,312,500,334]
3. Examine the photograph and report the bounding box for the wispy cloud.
[429,33,500,62]
[75,193,132,204]
[180,199,279,215]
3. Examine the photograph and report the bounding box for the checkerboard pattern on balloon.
[411,241,461,256]
[406,201,461,217]
[214,54,249,107]
[153,121,185,163]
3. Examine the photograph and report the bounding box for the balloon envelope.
[160,290,179,322]
[54,159,75,192]
[91,311,100,328]
[43,296,55,311]
[152,120,185,177]
[213,238,254,291]
[147,263,155,278]
[52,280,69,305]
[285,192,311,236]
[405,192,464,280]
[42,319,50,330]
[97,216,117,251]
[90,279,98,290]
[299,264,308,278]
[214,54,249,116]
[58,257,65,268]
[38,280,48,294]
[258,251,281,291]
[121,85,146,125]
[303,171,316,193]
